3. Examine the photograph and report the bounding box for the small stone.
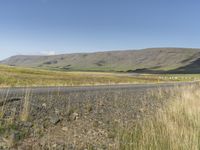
[55,108,60,115]
[42,103,47,108]
[56,144,65,150]
[49,114,60,125]
[71,113,79,120]
[52,143,65,150]
[23,122,33,128]
[11,107,17,113]
[52,143,57,148]
[62,127,68,132]
[139,108,144,113]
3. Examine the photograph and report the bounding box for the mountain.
[1,48,200,73]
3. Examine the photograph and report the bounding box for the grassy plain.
[0,64,200,87]
[0,65,150,87]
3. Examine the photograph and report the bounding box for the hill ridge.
[1,48,200,73]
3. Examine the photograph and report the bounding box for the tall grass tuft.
[20,89,31,122]
[118,85,200,150]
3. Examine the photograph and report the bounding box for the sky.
[0,0,200,60]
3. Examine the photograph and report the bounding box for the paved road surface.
[0,82,196,97]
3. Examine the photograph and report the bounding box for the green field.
[0,65,158,87]
[0,64,200,87]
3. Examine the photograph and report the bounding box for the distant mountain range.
[1,48,200,73]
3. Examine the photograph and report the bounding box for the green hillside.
[1,48,200,73]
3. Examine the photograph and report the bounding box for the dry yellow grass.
[118,85,200,150]
[0,65,165,87]
[20,89,31,122]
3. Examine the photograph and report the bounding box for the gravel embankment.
[0,82,197,149]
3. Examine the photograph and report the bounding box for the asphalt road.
[0,82,196,96]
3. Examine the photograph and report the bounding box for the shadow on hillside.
[129,58,200,74]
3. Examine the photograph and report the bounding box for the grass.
[118,85,200,150]
[20,89,31,122]
[0,64,193,87]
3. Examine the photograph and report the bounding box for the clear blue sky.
[0,0,200,60]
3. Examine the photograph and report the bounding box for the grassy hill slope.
[1,48,200,73]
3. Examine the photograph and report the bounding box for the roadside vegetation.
[118,85,200,150]
[0,65,199,87]
[0,83,199,149]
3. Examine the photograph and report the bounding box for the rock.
[71,113,79,120]
[52,143,65,150]
[56,144,65,150]
[42,103,47,108]
[62,127,68,132]
[52,143,57,148]
[139,108,144,113]
[11,107,17,113]
[49,114,60,125]
[55,108,60,115]
[23,122,33,128]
